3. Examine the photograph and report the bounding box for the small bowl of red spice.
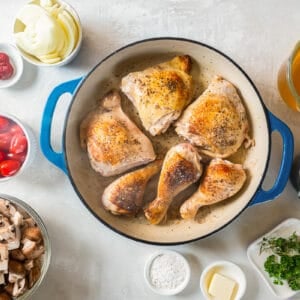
[0,43,23,89]
[0,113,35,181]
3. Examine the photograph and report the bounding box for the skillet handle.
[249,111,294,206]
[40,78,82,174]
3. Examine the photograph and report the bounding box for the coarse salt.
[149,252,187,290]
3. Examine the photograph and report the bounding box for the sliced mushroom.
[0,200,12,218]
[28,266,41,289]
[33,256,43,270]
[21,239,36,258]
[23,260,34,271]
[8,205,16,219]
[10,249,25,262]
[8,260,26,283]
[0,292,12,300]
[0,217,15,241]
[12,278,27,297]
[0,271,5,285]
[0,244,8,272]
[11,211,23,227]
[7,226,21,251]
[23,227,42,242]
[23,218,36,229]
[8,273,23,284]
[26,245,44,260]
[4,283,14,295]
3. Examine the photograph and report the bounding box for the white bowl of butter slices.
[200,260,247,300]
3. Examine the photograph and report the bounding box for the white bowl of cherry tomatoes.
[0,113,34,180]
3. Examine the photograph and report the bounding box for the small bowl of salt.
[144,250,191,295]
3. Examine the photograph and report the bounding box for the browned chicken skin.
[180,158,247,219]
[144,143,203,224]
[102,160,162,216]
[175,75,252,158]
[80,91,156,176]
[121,55,194,136]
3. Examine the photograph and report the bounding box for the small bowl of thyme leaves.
[247,218,300,299]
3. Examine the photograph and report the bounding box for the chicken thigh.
[102,160,162,216]
[144,143,202,224]
[121,55,194,136]
[175,76,252,158]
[180,158,246,220]
[80,91,156,176]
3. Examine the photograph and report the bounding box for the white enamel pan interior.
[40,38,294,245]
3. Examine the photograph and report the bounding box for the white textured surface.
[0,1,300,299]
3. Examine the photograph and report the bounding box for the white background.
[1,0,300,299]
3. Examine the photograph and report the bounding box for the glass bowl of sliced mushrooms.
[0,194,50,300]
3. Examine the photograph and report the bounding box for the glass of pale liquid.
[277,41,300,111]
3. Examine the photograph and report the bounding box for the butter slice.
[208,273,237,300]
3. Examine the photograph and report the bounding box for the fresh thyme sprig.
[260,232,300,255]
[259,232,300,291]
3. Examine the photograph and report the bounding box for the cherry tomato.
[0,132,12,151]
[0,160,21,177]
[7,152,26,163]
[0,65,13,80]
[9,124,25,135]
[0,53,9,65]
[0,53,14,80]
[0,117,10,133]
[0,151,6,162]
[0,52,9,66]
[9,134,27,154]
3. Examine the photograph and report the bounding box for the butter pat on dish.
[208,273,237,300]
[200,260,246,300]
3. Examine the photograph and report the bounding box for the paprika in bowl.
[0,113,35,181]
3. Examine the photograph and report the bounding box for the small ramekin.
[13,0,82,67]
[144,250,191,296]
[0,113,36,182]
[200,260,247,300]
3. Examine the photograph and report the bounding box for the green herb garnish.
[260,232,300,291]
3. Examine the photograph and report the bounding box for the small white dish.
[247,218,300,299]
[200,260,246,300]
[144,250,191,296]
[0,43,23,88]
[13,0,82,67]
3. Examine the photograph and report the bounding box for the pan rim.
[63,37,271,246]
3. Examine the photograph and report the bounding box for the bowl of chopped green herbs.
[247,218,300,298]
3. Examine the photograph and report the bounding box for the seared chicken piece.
[180,158,246,220]
[102,160,162,216]
[121,55,194,136]
[175,76,252,158]
[144,143,202,224]
[80,91,156,176]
